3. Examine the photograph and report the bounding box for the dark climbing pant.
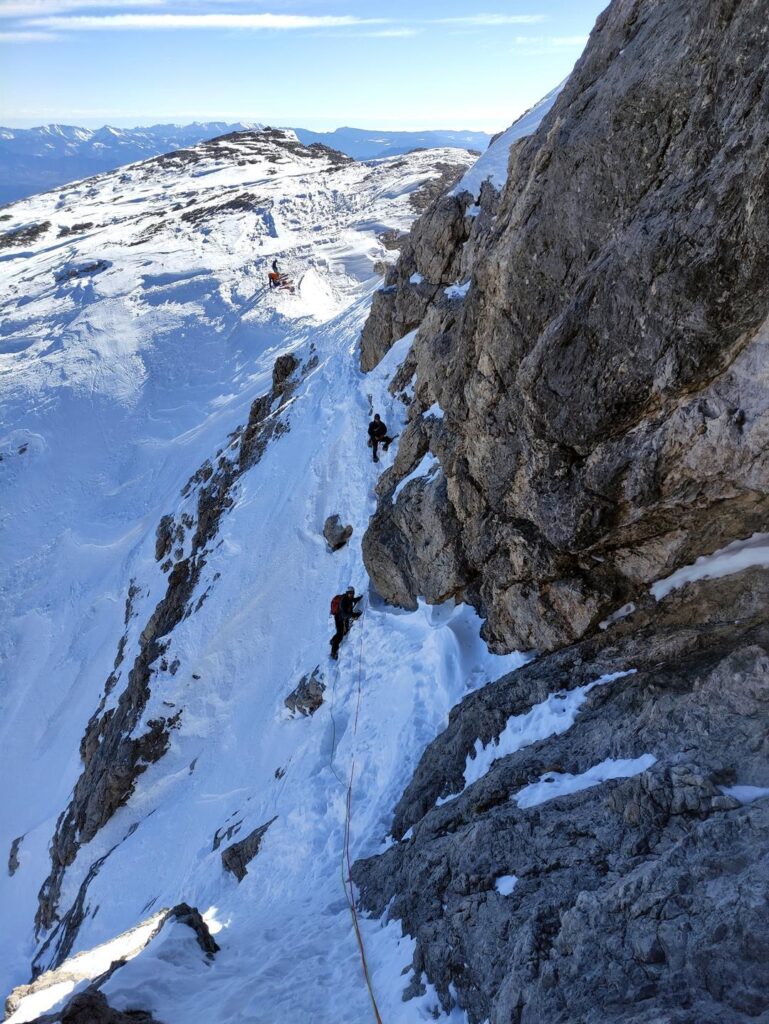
[330,613,350,657]
[371,436,393,462]
[331,611,361,657]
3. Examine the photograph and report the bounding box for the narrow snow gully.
[10,289,523,1024]
[1,135,519,1024]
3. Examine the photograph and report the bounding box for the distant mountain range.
[292,126,490,160]
[0,121,491,205]
[0,122,261,205]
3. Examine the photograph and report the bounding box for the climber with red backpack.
[330,586,363,660]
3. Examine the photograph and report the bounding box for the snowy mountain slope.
[0,123,492,208]
[0,122,261,207]
[0,127,533,1022]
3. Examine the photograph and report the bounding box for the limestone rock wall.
[354,1,769,1021]
[353,570,769,1024]
[360,0,769,654]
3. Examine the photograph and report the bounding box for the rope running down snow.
[328,612,384,1024]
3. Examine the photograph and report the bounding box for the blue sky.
[0,0,608,130]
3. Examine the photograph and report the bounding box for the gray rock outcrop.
[323,514,353,551]
[285,666,326,717]
[30,991,160,1024]
[8,835,23,876]
[353,570,769,1024]
[221,817,277,882]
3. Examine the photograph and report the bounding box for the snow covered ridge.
[0,128,496,1022]
[451,81,564,197]
[6,905,218,1024]
[0,121,263,206]
[0,122,492,207]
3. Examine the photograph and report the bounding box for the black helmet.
[346,586,355,594]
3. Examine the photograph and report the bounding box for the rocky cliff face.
[354,568,769,1023]
[361,0,769,654]
[355,0,769,1021]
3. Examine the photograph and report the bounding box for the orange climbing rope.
[329,618,384,1024]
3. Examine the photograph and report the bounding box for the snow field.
[1,137,510,1023]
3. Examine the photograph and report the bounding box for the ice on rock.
[494,875,518,897]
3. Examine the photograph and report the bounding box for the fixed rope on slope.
[327,608,384,1024]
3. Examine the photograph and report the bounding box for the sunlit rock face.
[361,0,769,654]
[354,1,769,1021]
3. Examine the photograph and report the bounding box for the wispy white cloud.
[513,34,587,47]
[0,29,60,41]
[435,13,547,26]
[360,27,417,37]
[26,12,387,31]
[0,0,162,16]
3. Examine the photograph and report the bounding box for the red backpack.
[330,595,342,615]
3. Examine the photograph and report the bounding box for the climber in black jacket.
[367,414,394,463]
[330,587,363,660]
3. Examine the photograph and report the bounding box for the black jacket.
[339,593,362,616]
[272,260,280,274]
[368,420,387,440]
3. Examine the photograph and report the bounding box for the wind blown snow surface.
[0,131,522,1023]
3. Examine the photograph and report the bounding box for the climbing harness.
[327,609,384,1024]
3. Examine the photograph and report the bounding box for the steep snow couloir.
[0,129,530,1023]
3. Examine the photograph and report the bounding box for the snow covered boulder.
[284,667,326,717]
[54,259,109,283]
[323,514,353,552]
